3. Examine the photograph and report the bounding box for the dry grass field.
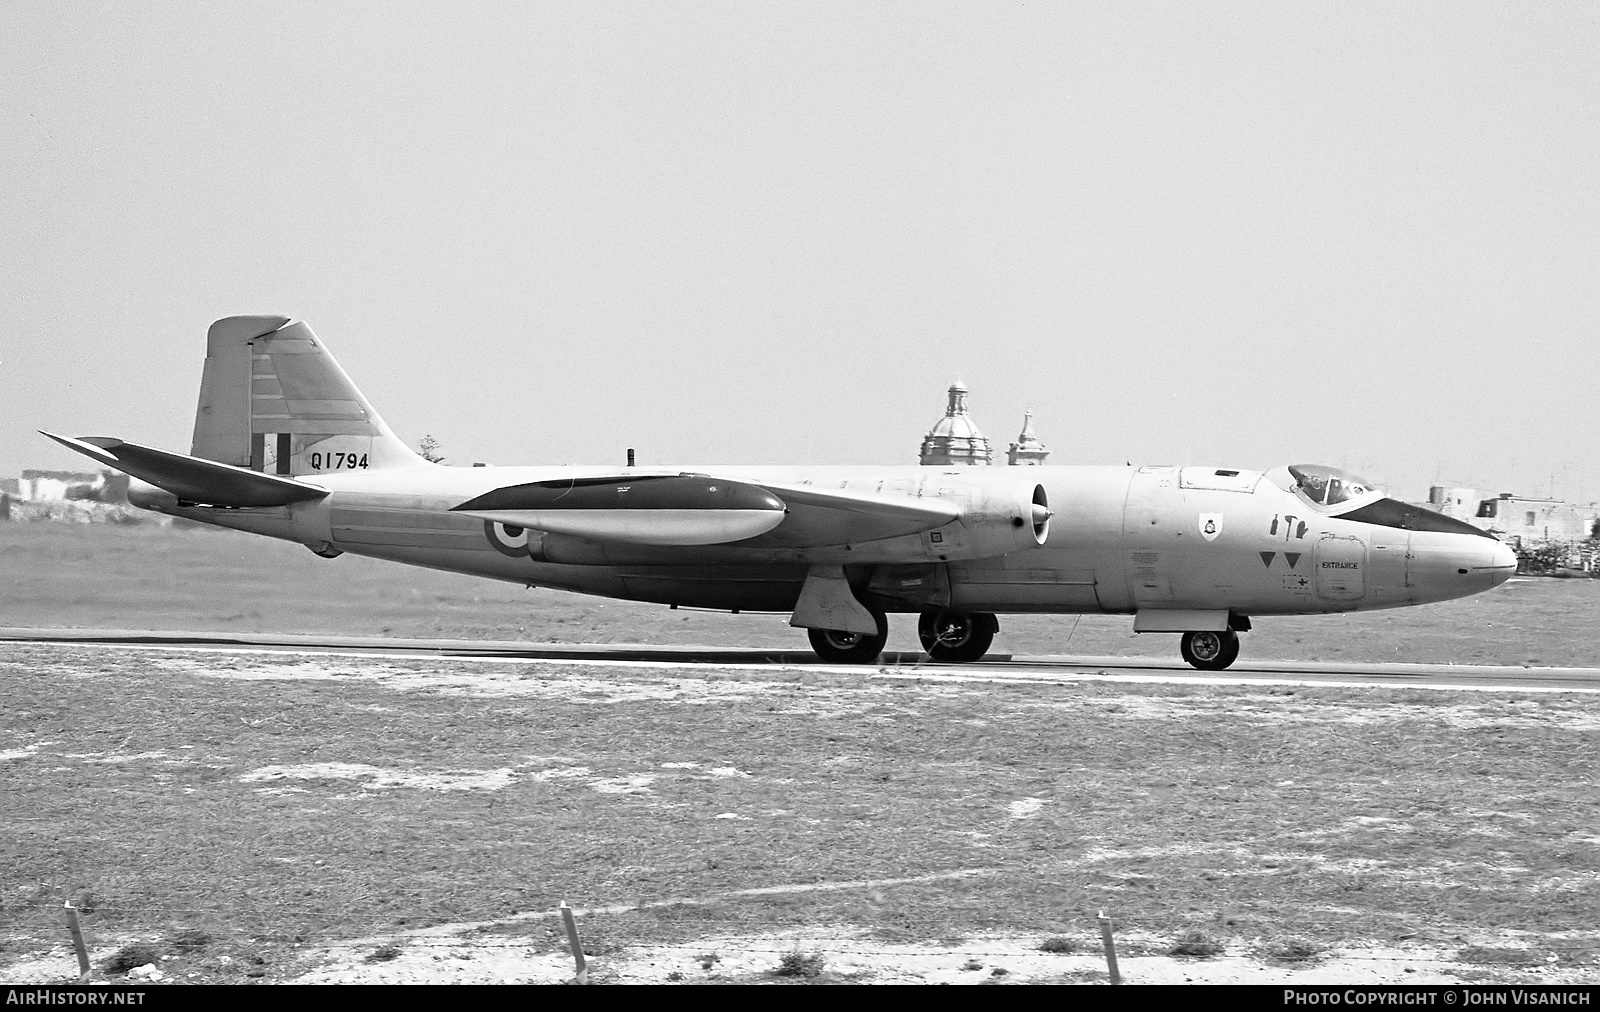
[4,520,1600,665]
[2,643,1597,985]
[2,520,1598,985]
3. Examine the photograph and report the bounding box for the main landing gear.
[1180,629,1240,671]
[918,609,998,664]
[805,609,1001,664]
[807,611,889,664]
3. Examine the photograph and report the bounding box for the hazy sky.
[4,2,1597,502]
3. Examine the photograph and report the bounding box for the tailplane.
[40,432,328,508]
[192,316,427,475]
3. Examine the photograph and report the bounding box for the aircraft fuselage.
[131,460,1513,620]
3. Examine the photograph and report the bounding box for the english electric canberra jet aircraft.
[43,316,1516,669]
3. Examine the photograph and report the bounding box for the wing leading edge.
[748,480,960,546]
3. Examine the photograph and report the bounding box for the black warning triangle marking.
[1260,552,1276,567]
[1284,552,1301,569]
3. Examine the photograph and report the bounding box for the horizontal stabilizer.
[452,474,788,546]
[40,432,328,508]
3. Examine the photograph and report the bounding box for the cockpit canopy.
[1272,464,1383,511]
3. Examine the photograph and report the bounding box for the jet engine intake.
[1030,483,1051,544]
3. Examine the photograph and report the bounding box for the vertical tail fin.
[191,316,426,475]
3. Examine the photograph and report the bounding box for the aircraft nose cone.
[1489,539,1518,586]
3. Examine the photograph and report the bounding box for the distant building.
[1006,411,1049,466]
[1426,487,1479,516]
[1475,494,1596,547]
[919,380,993,466]
[1426,485,1599,548]
[16,469,129,503]
[18,470,89,501]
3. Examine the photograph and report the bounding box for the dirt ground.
[3,521,1597,986]
[3,927,1588,985]
[3,642,1596,987]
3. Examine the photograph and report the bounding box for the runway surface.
[4,626,1598,692]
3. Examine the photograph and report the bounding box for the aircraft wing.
[746,480,959,546]
[452,473,789,546]
[40,432,328,508]
[452,474,958,548]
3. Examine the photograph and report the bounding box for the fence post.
[1097,909,1121,985]
[63,902,90,981]
[559,901,588,985]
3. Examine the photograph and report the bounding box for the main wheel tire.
[1181,629,1240,670]
[808,611,889,664]
[917,610,997,664]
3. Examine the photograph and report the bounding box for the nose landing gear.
[1181,629,1240,670]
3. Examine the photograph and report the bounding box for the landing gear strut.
[1181,629,1240,671]
[807,610,889,664]
[918,609,998,664]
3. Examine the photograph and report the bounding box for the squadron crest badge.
[1198,513,1223,542]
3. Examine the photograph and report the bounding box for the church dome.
[919,379,993,465]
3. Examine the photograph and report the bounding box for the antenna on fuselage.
[627,448,635,467]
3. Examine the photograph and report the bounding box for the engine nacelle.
[532,474,1052,567]
[914,475,1050,561]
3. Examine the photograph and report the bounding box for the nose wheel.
[1181,629,1240,670]
[918,610,998,664]
[807,611,889,664]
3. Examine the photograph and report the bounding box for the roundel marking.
[485,520,532,557]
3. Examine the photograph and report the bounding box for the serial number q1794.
[309,452,369,470]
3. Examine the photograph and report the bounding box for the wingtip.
[39,430,120,462]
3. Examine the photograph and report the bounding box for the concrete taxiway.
[3,626,1597,693]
